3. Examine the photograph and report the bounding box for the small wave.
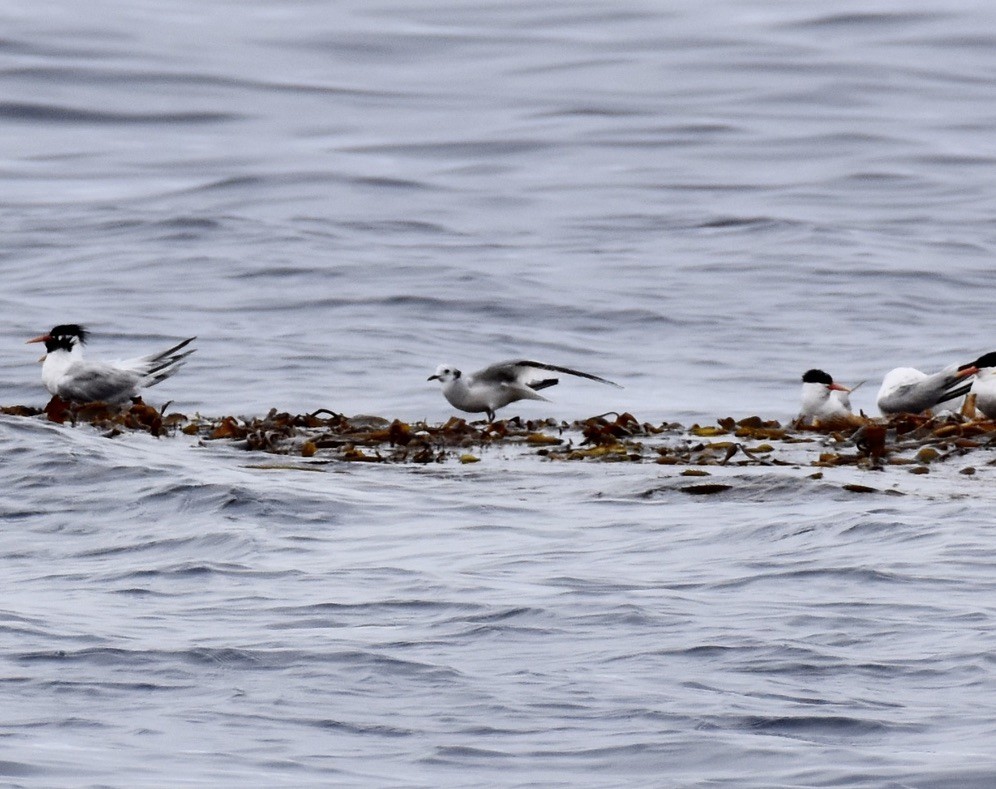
[310,718,413,737]
[739,713,896,736]
[0,761,41,777]
[780,11,946,32]
[343,139,553,159]
[0,101,239,124]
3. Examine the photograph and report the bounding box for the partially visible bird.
[27,324,196,403]
[968,352,996,419]
[798,368,856,426]
[876,359,978,415]
[428,359,621,422]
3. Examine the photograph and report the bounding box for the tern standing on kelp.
[27,324,196,403]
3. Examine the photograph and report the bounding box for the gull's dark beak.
[26,334,50,344]
[427,374,440,382]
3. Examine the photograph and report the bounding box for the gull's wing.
[472,359,622,388]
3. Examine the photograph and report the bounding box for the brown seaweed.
[3,399,996,473]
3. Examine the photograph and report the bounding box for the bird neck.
[41,347,79,389]
[800,382,830,409]
[442,377,467,394]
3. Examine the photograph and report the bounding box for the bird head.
[801,368,849,392]
[27,324,88,354]
[428,364,461,384]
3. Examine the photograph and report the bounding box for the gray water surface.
[3,1,996,785]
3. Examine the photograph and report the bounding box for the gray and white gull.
[428,359,621,421]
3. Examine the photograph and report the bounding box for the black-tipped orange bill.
[26,334,50,344]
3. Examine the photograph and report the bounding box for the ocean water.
[3,0,996,785]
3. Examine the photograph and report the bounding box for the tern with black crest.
[428,359,621,422]
[798,368,854,425]
[27,324,196,403]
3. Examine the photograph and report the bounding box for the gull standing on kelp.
[798,368,855,426]
[27,324,196,403]
[428,359,621,422]
[969,352,996,418]
[876,356,980,415]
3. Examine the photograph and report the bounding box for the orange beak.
[957,366,978,378]
[26,334,50,344]
[829,382,851,392]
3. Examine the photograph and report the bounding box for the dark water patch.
[154,216,223,231]
[233,265,342,281]
[455,606,536,624]
[508,55,633,77]
[655,644,742,659]
[706,566,932,591]
[342,219,454,236]
[121,562,254,579]
[833,170,928,188]
[545,576,646,594]
[17,648,158,667]
[343,139,554,159]
[888,771,996,789]
[0,39,117,59]
[535,104,651,119]
[912,153,996,167]
[737,714,896,737]
[185,174,266,193]
[268,599,473,628]
[181,170,398,198]
[310,718,413,737]
[0,101,239,125]
[780,11,948,32]
[357,653,463,682]
[17,647,323,671]
[697,215,799,232]
[905,34,996,51]
[640,476,826,503]
[1,65,400,98]
[110,587,173,597]
[680,483,733,495]
[4,716,110,732]
[0,760,41,777]
[43,679,187,694]
[425,745,512,763]
[350,175,438,192]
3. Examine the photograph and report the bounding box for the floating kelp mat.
[3,399,996,484]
